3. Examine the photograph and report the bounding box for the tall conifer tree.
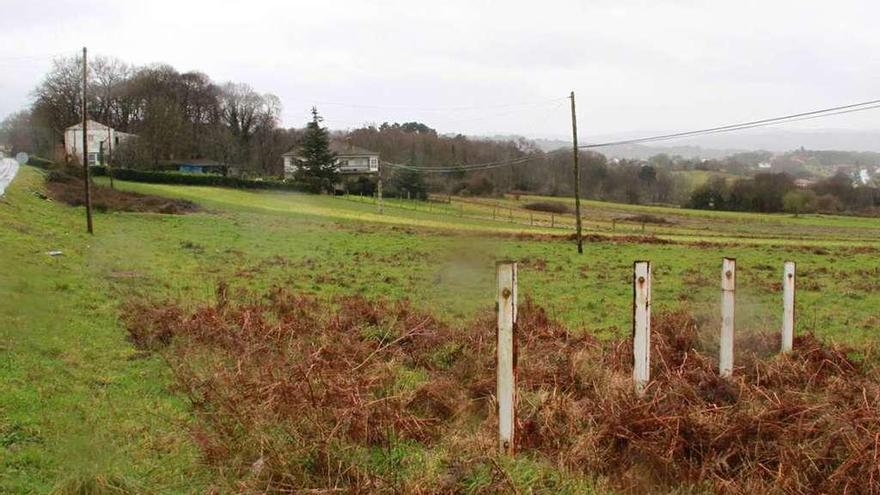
[296,107,337,192]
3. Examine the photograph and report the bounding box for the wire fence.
[335,191,670,236]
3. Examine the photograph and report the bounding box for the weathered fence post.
[720,257,736,377]
[781,261,796,353]
[496,261,517,455]
[633,261,651,395]
[377,178,383,214]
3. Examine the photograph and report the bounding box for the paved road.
[0,158,20,196]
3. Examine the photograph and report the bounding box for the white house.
[282,141,379,179]
[64,120,134,166]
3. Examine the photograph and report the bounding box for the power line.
[0,50,78,66]
[0,50,76,62]
[381,155,533,173]
[580,98,880,149]
[382,156,531,172]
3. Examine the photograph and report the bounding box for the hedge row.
[90,167,311,192]
[25,156,56,169]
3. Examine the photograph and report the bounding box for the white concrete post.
[633,261,651,395]
[720,258,736,377]
[496,261,517,455]
[781,261,796,353]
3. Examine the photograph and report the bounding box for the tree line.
[688,172,880,214]
[2,55,878,215]
[344,123,692,204]
[3,54,295,175]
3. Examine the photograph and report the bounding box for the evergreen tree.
[392,166,427,199]
[392,145,427,199]
[296,107,337,192]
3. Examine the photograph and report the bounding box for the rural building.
[175,159,228,175]
[282,141,380,179]
[64,120,134,166]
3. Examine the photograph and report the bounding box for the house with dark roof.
[282,141,379,179]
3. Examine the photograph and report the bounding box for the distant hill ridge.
[482,128,880,159]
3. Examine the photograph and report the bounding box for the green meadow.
[2,165,879,492]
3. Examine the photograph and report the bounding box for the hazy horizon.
[3,0,880,144]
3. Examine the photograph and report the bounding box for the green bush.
[93,168,310,192]
[25,156,55,169]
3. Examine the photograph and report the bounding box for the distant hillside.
[494,128,880,160]
[490,136,741,159]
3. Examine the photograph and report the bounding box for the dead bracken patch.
[507,231,673,245]
[124,289,880,494]
[45,171,199,214]
[522,201,572,214]
[618,213,673,225]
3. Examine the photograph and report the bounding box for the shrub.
[816,193,844,213]
[523,201,572,214]
[621,213,671,225]
[25,155,55,169]
[45,170,76,184]
[93,168,310,192]
[783,189,818,215]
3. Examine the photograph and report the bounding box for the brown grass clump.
[522,201,572,214]
[619,213,673,225]
[45,171,198,214]
[125,289,880,494]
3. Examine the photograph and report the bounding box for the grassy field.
[91,173,880,344]
[0,168,206,493]
[3,165,880,492]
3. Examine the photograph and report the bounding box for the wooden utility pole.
[107,124,114,189]
[570,91,583,253]
[82,47,93,234]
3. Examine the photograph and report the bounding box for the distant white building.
[64,120,134,166]
[282,141,379,179]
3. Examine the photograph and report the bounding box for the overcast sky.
[2,0,880,141]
